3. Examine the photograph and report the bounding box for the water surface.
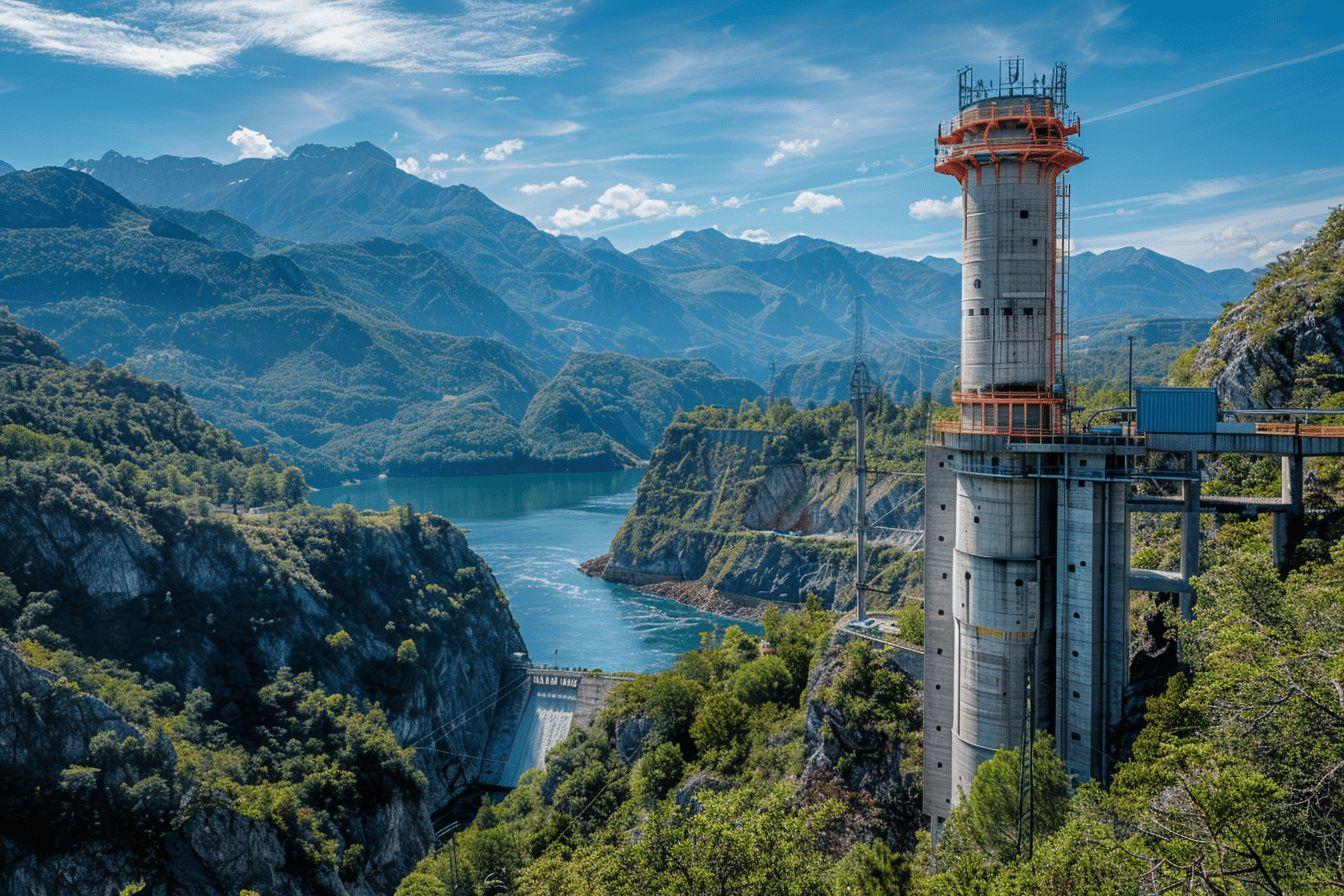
[313,471,750,673]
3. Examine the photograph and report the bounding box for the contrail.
[1089,41,1344,123]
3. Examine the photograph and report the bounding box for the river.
[312,471,753,673]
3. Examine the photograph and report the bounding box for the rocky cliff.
[1175,208,1344,407]
[0,315,526,893]
[798,633,922,851]
[586,401,925,619]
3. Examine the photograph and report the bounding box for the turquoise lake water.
[312,471,752,673]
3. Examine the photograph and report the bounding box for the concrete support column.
[1279,454,1304,570]
[1179,452,1200,621]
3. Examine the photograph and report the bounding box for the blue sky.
[1,0,1342,268]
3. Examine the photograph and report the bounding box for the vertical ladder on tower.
[1053,177,1072,417]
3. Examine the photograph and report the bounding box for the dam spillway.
[481,669,628,789]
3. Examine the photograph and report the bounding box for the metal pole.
[1127,335,1134,410]
[854,391,868,622]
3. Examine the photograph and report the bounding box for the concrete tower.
[922,60,1095,835]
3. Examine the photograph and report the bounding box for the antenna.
[850,296,874,622]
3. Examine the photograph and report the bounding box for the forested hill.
[0,166,762,483]
[0,314,527,893]
[1173,205,1344,408]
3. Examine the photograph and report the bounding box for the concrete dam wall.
[481,670,628,789]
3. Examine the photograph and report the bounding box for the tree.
[939,734,1070,866]
[728,655,795,708]
[242,464,276,508]
[831,840,912,895]
[280,465,307,506]
[631,741,684,802]
[690,692,750,772]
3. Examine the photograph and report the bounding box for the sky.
[1,0,1342,268]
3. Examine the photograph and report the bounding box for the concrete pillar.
[1178,452,1200,621]
[1279,454,1304,570]
[922,444,958,833]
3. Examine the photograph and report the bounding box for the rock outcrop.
[1179,208,1344,408]
[798,633,922,851]
[588,419,922,619]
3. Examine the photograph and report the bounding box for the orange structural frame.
[949,390,1064,437]
[933,99,1083,186]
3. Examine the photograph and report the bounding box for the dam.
[478,667,629,789]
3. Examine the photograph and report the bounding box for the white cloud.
[908,195,962,221]
[656,182,675,193]
[1250,239,1299,265]
[428,151,451,163]
[226,125,284,160]
[764,138,819,167]
[482,138,524,161]
[783,191,843,215]
[396,156,421,175]
[519,175,587,194]
[551,183,700,231]
[1292,219,1320,236]
[0,0,578,76]
[733,228,772,243]
[719,195,745,209]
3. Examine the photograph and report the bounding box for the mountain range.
[66,144,1256,375]
[0,144,1261,482]
[0,167,759,483]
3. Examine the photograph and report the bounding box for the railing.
[1254,421,1344,437]
[938,100,1080,141]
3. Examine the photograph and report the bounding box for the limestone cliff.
[586,402,925,619]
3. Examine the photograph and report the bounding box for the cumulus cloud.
[519,175,587,194]
[1202,223,1260,258]
[550,183,700,231]
[764,138,819,167]
[656,182,675,193]
[482,138,524,161]
[1250,239,1298,264]
[733,228,772,243]
[0,0,578,77]
[1292,218,1320,236]
[717,195,745,209]
[395,156,421,175]
[428,151,452,163]
[226,125,284,160]
[783,191,843,215]
[908,195,962,221]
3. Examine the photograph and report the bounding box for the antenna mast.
[850,296,874,622]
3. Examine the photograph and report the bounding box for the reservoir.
[313,471,752,672]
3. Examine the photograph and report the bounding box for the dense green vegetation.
[0,314,523,891]
[397,600,923,896]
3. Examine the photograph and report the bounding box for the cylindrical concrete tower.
[935,62,1083,435]
[931,60,1083,812]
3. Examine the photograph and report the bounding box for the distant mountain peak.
[288,141,396,167]
[0,166,145,229]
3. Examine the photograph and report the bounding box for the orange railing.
[1254,421,1344,437]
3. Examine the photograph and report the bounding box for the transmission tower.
[850,295,874,622]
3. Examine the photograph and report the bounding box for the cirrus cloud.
[0,0,578,77]
[783,190,843,214]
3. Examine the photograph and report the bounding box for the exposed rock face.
[798,633,921,851]
[1182,210,1344,408]
[0,647,433,896]
[0,474,526,811]
[590,423,920,618]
